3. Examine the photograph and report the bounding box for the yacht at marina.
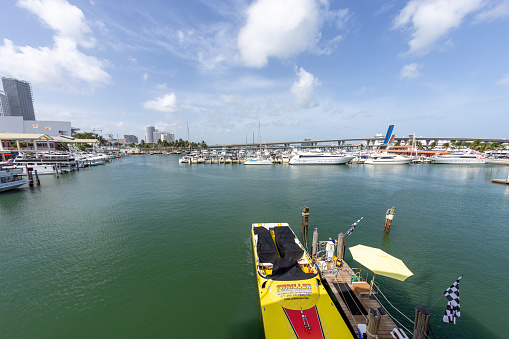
[364,153,412,165]
[289,151,354,165]
[0,167,26,192]
[430,151,484,164]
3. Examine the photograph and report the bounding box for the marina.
[0,155,507,338]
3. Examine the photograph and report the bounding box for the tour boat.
[0,167,26,192]
[252,223,354,339]
[289,151,354,165]
[430,151,484,164]
[364,154,412,165]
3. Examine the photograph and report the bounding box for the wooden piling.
[26,165,33,187]
[311,228,319,258]
[366,307,381,339]
[301,206,309,250]
[34,170,40,186]
[337,232,345,260]
[55,165,59,178]
[412,306,430,339]
[384,206,395,232]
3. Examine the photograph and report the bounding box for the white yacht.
[364,153,412,165]
[430,152,484,164]
[0,167,26,192]
[289,151,354,165]
[244,156,273,165]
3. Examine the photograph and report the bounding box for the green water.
[1,156,508,338]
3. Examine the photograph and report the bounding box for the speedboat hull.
[252,223,354,339]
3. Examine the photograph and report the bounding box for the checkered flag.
[443,275,462,324]
[346,217,363,235]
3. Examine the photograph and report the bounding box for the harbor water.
[1,155,508,338]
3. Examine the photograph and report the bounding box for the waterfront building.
[161,133,174,143]
[1,77,36,120]
[0,116,78,136]
[145,126,155,143]
[0,90,10,116]
[153,131,162,143]
[124,134,138,144]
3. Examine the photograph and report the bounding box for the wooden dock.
[492,178,509,185]
[317,259,405,339]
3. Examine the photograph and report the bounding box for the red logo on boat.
[283,306,324,339]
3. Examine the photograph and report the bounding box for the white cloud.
[475,0,509,22]
[393,0,484,55]
[155,83,167,89]
[238,0,320,68]
[497,73,509,85]
[154,121,171,132]
[143,93,179,113]
[291,67,320,108]
[18,0,95,48]
[0,0,110,89]
[400,63,423,79]
[128,56,137,63]
[142,73,148,81]
[219,94,243,104]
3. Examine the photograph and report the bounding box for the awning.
[0,133,53,141]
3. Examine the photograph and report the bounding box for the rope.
[372,283,415,325]
[369,284,414,337]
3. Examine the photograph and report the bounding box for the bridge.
[207,136,508,150]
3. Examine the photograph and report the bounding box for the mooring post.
[55,165,59,178]
[384,206,396,232]
[366,307,381,339]
[301,206,309,250]
[337,232,345,260]
[413,306,430,339]
[311,228,319,259]
[26,165,33,187]
[34,170,40,186]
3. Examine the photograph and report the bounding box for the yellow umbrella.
[349,244,413,281]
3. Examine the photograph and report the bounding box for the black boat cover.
[268,257,317,281]
[274,226,304,260]
[253,227,279,264]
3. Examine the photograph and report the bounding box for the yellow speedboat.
[252,223,355,339]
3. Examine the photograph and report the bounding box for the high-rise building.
[152,131,162,142]
[124,134,139,144]
[1,77,36,120]
[0,90,10,116]
[161,133,175,143]
[145,126,155,143]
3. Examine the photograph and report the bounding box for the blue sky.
[1,0,508,144]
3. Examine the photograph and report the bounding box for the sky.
[0,0,508,144]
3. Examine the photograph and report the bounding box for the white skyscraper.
[145,126,155,143]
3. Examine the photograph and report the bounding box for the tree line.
[73,132,207,150]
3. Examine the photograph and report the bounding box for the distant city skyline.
[1,1,508,143]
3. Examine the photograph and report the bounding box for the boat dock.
[317,258,404,339]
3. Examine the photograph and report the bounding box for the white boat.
[244,157,273,165]
[0,167,27,192]
[364,153,412,165]
[179,155,191,164]
[289,151,354,165]
[430,151,485,164]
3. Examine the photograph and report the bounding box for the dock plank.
[318,260,405,339]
